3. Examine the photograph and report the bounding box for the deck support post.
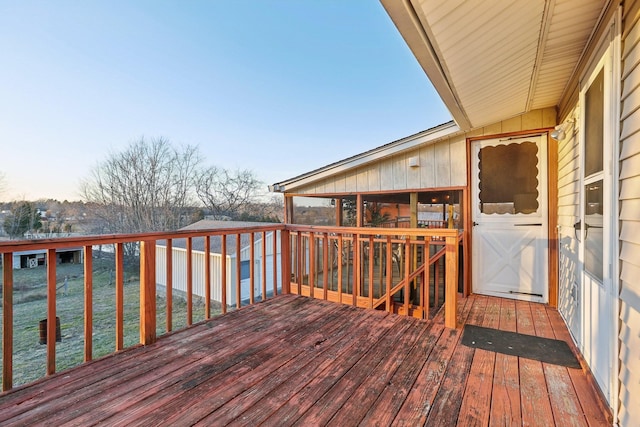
[140,240,157,345]
[444,235,458,328]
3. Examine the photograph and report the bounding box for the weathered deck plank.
[489,298,521,427]
[0,294,611,426]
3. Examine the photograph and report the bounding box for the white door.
[471,134,548,303]
[577,50,615,404]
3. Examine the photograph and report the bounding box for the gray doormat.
[461,325,581,368]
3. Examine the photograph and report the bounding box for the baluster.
[221,234,227,313]
[84,245,93,362]
[2,253,13,391]
[139,240,156,345]
[46,248,56,375]
[186,237,193,325]
[236,233,241,308]
[261,231,267,301]
[166,239,173,331]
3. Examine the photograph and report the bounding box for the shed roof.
[163,220,279,255]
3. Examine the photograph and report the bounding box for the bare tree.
[195,167,263,219]
[80,137,202,237]
[2,201,42,239]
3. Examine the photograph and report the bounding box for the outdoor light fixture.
[551,125,565,140]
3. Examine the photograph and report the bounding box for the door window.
[478,142,539,215]
[583,68,604,282]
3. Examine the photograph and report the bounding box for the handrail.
[285,225,460,328]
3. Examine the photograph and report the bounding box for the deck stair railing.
[284,225,460,321]
[0,224,460,393]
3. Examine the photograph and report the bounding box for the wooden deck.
[0,294,611,426]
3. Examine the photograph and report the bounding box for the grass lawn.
[1,254,219,389]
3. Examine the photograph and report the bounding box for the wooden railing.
[285,225,460,323]
[0,224,460,393]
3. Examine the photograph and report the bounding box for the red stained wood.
[489,298,521,427]
[2,253,13,391]
[0,294,611,426]
[83,246,93,362]
[46,248,56,376]
[139,240,156,345]
[115,242,124,351]
[457,296,501,426]
[516,301,555,427]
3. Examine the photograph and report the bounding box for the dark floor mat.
[461,324,581,368]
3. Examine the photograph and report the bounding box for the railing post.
[140,240,156,345]
[186,237,193,325]
[3,253,13,391]
[205,235,211,319]
[115,243,124,351]
[46,248,57,375]
[221,234,227,313]
[445,234,459,328]
[280,229,291,294]
[84,245,93,362]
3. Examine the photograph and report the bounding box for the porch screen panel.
[478,142,539,215]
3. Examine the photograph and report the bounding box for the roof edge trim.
[380,0,472,130]
[271,121,459,192]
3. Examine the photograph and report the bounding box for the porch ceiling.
[381,0,608,130]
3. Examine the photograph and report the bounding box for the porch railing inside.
[0,224,461,393]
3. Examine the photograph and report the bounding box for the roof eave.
[380,0,472,131]
[271,121,460,193]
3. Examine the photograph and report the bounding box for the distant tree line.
[0,138,283,241]
[79,137,282,236]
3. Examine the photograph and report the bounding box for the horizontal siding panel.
[621,220,640,245]
[620,132,640,160]
[621,199,640,222]
[622,26,640,77]
[621,83,640,120]
[558,192,579,207]
[620,106,640,140]
[620,152,640,179]
[620,240,640,270]
[618,291,640,426]
[621,59,640,101]
[622,10,640,60]
[620,176,640,199]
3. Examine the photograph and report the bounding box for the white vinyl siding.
[556,108,582,340]
[618,0,640,423]
[290,108,555,195]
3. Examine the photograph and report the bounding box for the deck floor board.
[0,294,611,426]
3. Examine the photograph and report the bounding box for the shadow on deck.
[0,294,611,426]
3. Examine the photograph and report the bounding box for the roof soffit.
[382,0,608,130]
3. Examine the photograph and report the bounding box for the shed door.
[471,135,548,303]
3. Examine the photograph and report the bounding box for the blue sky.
[0,1,451,202]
